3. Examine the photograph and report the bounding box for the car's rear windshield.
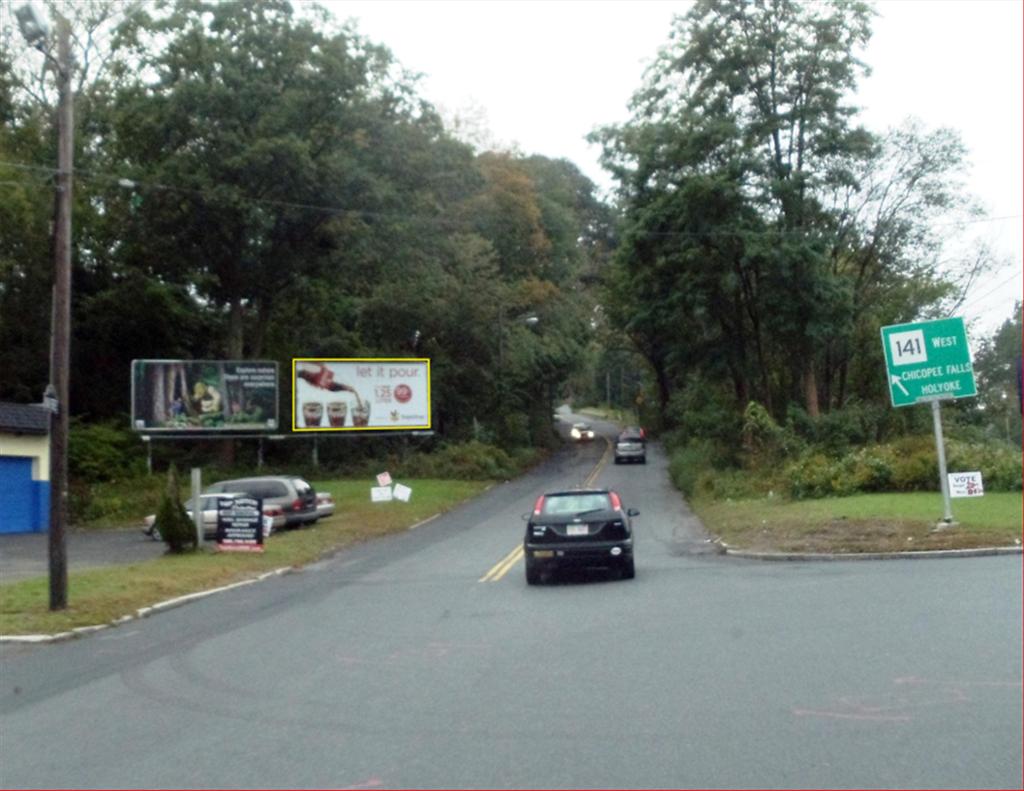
[216,479,289,498]
[541,493,611,515]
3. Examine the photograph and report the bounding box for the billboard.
[132,360,279,433]
[292,358,431,432]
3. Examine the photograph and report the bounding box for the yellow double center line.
[479,544,525,582]
[479,436,613,583]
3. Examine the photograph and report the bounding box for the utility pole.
[48,14,73,609]
[18,4,73,609]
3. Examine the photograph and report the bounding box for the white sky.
[329,0,1022,339]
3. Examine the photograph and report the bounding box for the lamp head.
[15,4,50,49]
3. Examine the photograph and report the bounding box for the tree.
[592,0,992,440]
[973,304,1023,446]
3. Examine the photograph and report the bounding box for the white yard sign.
[948,472,984,498]
[371,485,393,502]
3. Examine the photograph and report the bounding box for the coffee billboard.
[292,358,431,432]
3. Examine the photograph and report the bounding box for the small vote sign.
[948,472,984,498]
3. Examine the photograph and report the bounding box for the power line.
[1,154,1021,239]
[959,271,1024,313]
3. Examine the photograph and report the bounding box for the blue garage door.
[0,457,36,534]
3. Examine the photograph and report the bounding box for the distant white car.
[143,492,284,541]
[570,422,595,441]
[316,491,336,519]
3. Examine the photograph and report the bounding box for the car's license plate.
[567,524,588,536]
[532,550,554,558]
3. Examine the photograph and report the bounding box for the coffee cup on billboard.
[303,402,323,427]
[327,401,347,427]
[352,401,370,427]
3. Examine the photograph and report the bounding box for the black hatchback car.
[523,488,638,584]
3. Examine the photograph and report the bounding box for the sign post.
[880,317,977,526]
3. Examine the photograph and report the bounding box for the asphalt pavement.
[0,527,166,583]
[2,421,1020,789]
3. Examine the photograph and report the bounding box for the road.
[1,415,1021,789]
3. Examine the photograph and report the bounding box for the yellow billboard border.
[291,357,432,432]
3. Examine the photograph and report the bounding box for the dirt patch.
[736,517,1017,554]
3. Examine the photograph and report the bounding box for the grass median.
[0,479,491,637]
[693,491,1023,554]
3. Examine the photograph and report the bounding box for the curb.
[719,544,1023,562]
[0,567,294,645]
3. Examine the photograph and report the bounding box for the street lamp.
[17,2,74,610]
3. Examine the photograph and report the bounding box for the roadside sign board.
[132,359,279,433]
[215,496,265,552]
[880,318,977,407]
[948,471,984,498]
[292,358,431,432]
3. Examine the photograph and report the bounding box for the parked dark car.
[614,427,646,464]
[522,488,637,584]
[204,475,318,528]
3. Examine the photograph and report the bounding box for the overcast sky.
[331,0,1022,339]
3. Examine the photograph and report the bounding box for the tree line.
[1,0,1018,466]
[0,0,613,451]
[591,0,1017,447]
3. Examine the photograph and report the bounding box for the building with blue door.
[0,402,51,534]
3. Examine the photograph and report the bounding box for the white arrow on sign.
[890,375,910,396]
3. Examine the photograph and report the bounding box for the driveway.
[0,529,167,583]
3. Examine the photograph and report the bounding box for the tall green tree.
[103,0,440,359]
[593,0,989,439]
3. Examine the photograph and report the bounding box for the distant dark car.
[614,427,646,464]
[570,422,595,441]
[205,475,318,528]
[523,488,638,584]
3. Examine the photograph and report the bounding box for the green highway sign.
[880,317,977,407]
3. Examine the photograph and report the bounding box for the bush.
[741,401,803,464]
[783,435,1022,499]
[156,465,197,553]
[399,441,531,480]
[663,379,743,462]
[69,418,144,483]
[668,442,717,499]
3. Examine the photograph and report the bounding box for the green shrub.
[692,467,778,500]
[400,441,527,480]
[664,380,743,461]
[783,435,1021,498]
[946,440,1023,491]
[68,418,144,483]
[668,442,718,499]
[157,465,197,553]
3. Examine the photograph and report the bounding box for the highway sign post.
[880,317,977,526]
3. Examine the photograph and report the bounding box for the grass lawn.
[1,478,490,637]
[693,491,1023,553]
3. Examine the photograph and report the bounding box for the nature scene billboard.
[132,360,279,432]
[292,358,431,432]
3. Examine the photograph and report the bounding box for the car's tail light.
[291,498,303,511]
[533,495,546,515]
[263,505,283,517]
[609,491,622,510]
